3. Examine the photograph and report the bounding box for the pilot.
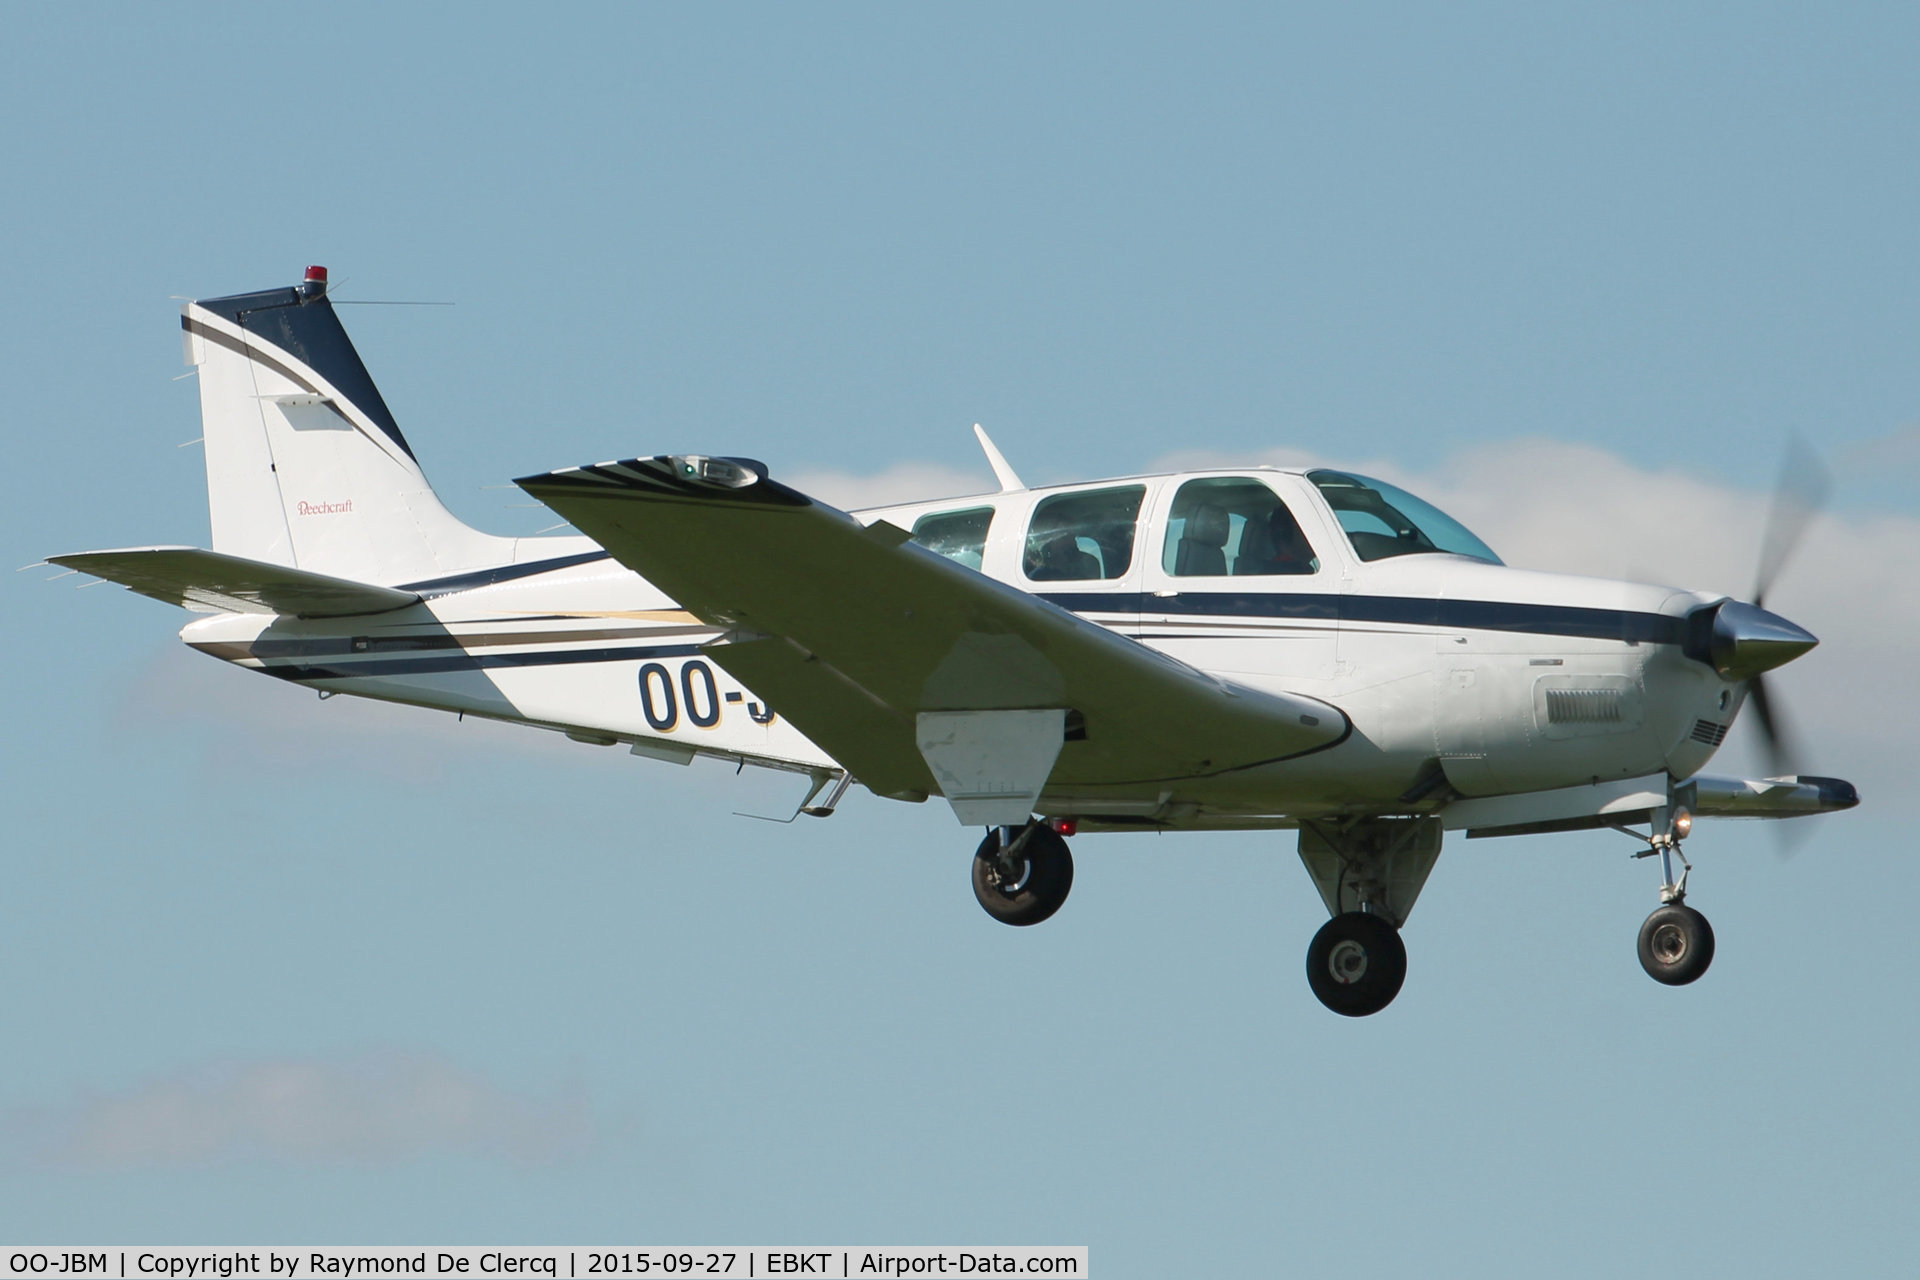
[1235,504,1317,575]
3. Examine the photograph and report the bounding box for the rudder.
[180,266,512,584]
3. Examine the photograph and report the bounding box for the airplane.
[50,265,1859,1016]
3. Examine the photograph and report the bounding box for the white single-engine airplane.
[54,267,1859,1015]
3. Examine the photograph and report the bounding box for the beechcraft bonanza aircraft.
[51,266,1859,1015]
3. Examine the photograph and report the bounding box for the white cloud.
[115,644,630,782]
[782,460,995,510]
[2,1052,596,1170]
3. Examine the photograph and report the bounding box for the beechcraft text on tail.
[50,265,1859,1015]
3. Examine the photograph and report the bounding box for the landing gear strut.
[1631,803,1715,986]
[972,821,1074,926]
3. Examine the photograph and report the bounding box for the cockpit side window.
[1307,469,1502,564]
[1023,485,1147,582]
[910,506,995,571]
[1162,477,1320,577]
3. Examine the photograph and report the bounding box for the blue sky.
[3,4,1916,1274]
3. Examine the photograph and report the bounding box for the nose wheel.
[1630,805,1715,986]
[1306,911,1407,1016]
[1638,903,1715,985]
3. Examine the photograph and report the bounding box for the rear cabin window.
[909,506,995,571]
[1023,485,1147,581]
[1162,477,1320,577]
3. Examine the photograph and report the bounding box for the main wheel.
[971,823,1074,926]
[1638,904,1715,986]
[1306,911,1407,1017]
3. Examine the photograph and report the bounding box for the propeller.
[1743,436,1832,781]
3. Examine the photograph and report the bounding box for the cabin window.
[1162,477,1320,577]
[910,506,995,571]
[1308,470,1502,564]
[1023,485,1146,581]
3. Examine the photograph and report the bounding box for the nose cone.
[1711,600,1818,681]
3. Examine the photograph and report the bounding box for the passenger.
[1029,533,1102,580]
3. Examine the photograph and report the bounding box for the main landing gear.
[1631,805,1715,986]
[972,821,1074,926]
[1297,818,1440,1017]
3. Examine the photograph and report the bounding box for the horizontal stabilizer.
[48,547,420,617]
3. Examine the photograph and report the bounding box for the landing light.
[669,455,760,489]
[1672,808,1693,840]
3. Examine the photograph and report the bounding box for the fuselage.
[179,464,1748,826]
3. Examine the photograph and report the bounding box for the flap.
[48,546,421,618]
[517,456,1348,794]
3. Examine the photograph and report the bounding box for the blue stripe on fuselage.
[1040,592,1684,645]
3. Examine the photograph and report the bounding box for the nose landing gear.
[1631,804,1716,986]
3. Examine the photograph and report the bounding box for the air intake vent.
[1533,674,1643,739]
[1690,719,1730,746]
[1546,689,1624,724]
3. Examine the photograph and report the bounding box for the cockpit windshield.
[1307,470,1502,565]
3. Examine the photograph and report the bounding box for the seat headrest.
[1185,505,1231,547]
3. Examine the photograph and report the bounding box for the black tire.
[971,824,1074,926]
[1638,904,1715,986]
[1305,911,1407,1017]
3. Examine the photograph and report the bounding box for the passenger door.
[1138,474,1339,685]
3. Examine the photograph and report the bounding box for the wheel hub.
[1651,922,1688,965]
[989,854,1032,894]
[1327,939,1369,985]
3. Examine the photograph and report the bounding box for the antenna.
[973,424,1025,493]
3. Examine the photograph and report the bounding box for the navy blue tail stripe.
[259,641,704,682]
[188,288,415,462]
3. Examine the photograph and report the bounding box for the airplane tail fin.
[180,266,514,585]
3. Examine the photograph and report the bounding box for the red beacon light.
[300,264,328,300]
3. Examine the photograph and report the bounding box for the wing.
[517,455,1348,809]
[48,547,420,618]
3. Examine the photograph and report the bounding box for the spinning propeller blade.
[1752,435,1833,611]
[1745,668,1799,780]
[1745,437,1832,853]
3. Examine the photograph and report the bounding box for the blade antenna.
[973,424,1025,493]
